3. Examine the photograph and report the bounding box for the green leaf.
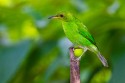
[0,40,34,83]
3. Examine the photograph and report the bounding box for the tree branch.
[69,47,80,83]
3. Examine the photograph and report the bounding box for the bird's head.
[48,12,74,22]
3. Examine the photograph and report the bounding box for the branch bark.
[69,47,80,83]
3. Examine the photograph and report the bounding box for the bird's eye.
[60,14,64,17]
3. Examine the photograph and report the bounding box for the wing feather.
[76,21,96,46]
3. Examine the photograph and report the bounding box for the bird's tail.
[97,52,108,67]
[88,45,108,67]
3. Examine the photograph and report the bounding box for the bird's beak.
[48,15,59,19]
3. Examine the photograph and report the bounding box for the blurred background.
[0,0,125,83]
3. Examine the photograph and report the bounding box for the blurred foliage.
[0,0,125,83]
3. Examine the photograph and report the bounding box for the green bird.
[49,12,108,67]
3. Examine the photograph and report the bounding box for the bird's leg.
[69,46,88,61]
[76,55,82,61]
[76,47,88,61]
[83,47,88,52]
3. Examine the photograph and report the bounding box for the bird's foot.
[76,56,82,61]
[72,56,81,62]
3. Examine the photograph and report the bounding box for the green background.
[0,0,125,83]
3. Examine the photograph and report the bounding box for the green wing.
[76,21,96,46]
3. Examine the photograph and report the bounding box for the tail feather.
[87,45,108,67]
[97,52,108,67]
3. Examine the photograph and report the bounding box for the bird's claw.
[72,57,81,62]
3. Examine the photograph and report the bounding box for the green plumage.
[49,12,108,67]
[62,18,96,46]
